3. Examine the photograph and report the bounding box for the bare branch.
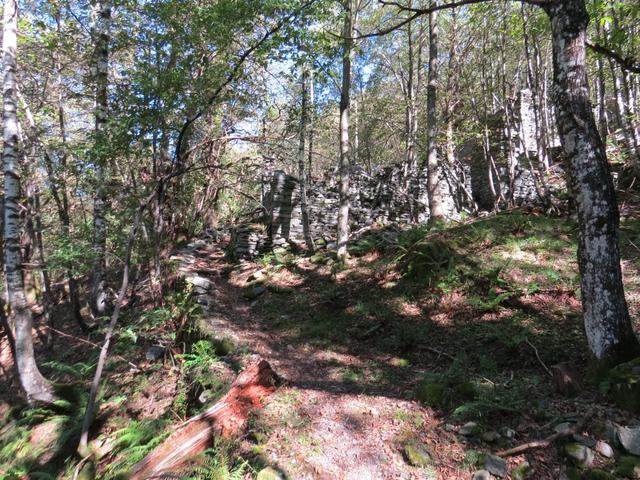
[587,41,640,74]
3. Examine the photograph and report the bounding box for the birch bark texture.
[90,0,112,318]
[2,0,56,404]
[337,0,353,261]
[544,0,640,365]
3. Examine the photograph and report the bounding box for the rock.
[185,275,212,291]
[511,461,531,480]
[583,469,617,480]
[195,294,215,308]
[257,467,285,480]
[145,345,165,361]
[618,426,640,456]
[564,442,595,467]
[615,456,640,479]
[244,285,266,300]
[481,431,501,443]
[484,454,507,477]
[460,422,482,436]
[472,470,493,480]
[403,442,434,467]
[573,434,597,448]
[500,427,516,439]
[248,270,267,282]
[596,440,615,458]
[605,357,640,413]
[458,422,482,437]
[554,422,574,433]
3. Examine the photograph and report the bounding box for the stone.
[185,275,212,290]
[605,357,640,413]
[257,467,285,480]
[572,434,597,448]
[511,461,531,480]
[484,454,507,477]
[596,440,615,458]
[481,431,501,443]
[460,422,482,436]
[619,426,640,456]
[145,345,165,361]
[472,470,493,480]
[615,456,640,479]
[564,442,595,467]
[403,442,434,467]
[244,285,266,300]
[583,469,617,480]
[500,427,516,439]
[554,422,574,433]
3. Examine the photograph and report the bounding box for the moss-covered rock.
[564,442,595,467]
[511,461,531,480]
[615,456,640,479]
[416,381,447,407]
[403,442,434,467]
[583,469,617,480]
[257,466,285,480]
[602,357,640,413]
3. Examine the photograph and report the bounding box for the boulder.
[618,426,640,456]
[564,442,595,468]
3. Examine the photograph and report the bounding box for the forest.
[1,0,640,478]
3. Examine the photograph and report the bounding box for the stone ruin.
[228,89,568,259]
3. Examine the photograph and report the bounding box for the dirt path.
[180,241,465,479]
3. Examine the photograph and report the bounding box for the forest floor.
[2,209,640,479]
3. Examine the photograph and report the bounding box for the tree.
[89,0,112,318]
[298,64,315,252]
[2,0,56,404]
[337,0,354,261]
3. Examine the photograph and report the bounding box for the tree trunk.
[337,0,353,261]
[544,0,640,366]
[298,65,315,253]
[2,0,56,404]
[426,0,443,220]
[89,0,112,318]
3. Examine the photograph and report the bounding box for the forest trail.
[176,240,446,479]
[171,214,620,480]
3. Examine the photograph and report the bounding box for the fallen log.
[129,360,279,480]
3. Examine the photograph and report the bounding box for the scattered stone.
[500,427,516,439]
[605,358,640,413]
[618,426,640,456]
[145,345,165,362]
[484,454,508,477]
[511,461,531,480]
[185,275,213,291]
[596,440,615,458]
[460,422,482,436]
[472,469,493,480]
[256,467,285,480]
[573,434,597,448]
[244,285,266,300]
[482,431,501,443]
[403,442,434,467]
[564,442,595,467]
[554,422,574,433]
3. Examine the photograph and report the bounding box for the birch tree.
[2,0,56,404]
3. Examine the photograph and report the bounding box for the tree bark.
[337,0,353,261]
[298,64,315,253]
[2,0,56,404]
[426,0,444,220]
[544,0,640,365]
[89,0,112,318]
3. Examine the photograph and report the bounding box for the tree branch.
[587,41,640,74]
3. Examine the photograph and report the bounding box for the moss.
[601,357,640,413]
[403,443,434,467]
[615,456,640,478]
[416,381,447,407]
[583,469,616,480]
[257,467,284,480]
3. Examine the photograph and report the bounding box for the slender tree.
[89,0,112,318]
[298,64,315,252]
[337,0,353,261]
[2,0,56,404]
